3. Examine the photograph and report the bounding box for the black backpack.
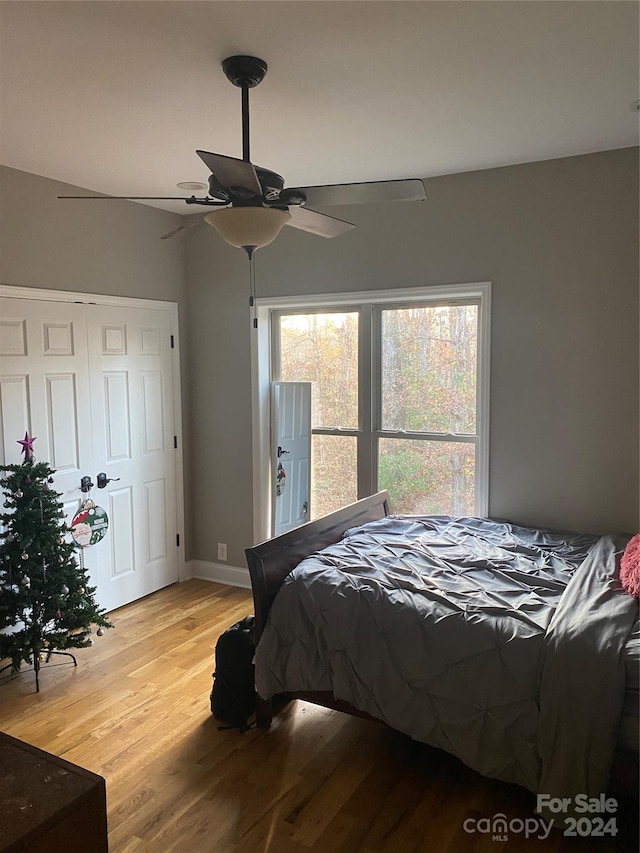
[210,615,256,732]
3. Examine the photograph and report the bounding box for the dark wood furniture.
[0,732,108,853]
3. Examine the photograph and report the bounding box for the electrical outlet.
[217,542,228,562]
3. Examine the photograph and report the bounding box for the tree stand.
[0,647,78,693]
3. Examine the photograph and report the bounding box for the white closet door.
[0,295,179,613]
[87,304,177,612]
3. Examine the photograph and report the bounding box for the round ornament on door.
[71,500,109,547]
[276,461,286,496]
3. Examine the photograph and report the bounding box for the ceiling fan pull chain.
[247,248,258,329]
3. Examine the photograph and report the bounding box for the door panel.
[103,372,131,460]
[0,376,31,460]
[45,373,81,470]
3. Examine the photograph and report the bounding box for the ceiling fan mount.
[221,55,268,89]
[207,166,291,204]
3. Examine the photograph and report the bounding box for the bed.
[245,491,639,802]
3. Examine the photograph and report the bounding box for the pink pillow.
[620,534,640,598]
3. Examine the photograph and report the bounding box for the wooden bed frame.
[244,491,638,797]
[245,490,391,727]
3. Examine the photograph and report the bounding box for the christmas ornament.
[78,587,85,595]
[96,627,104,637]
[71,503,109,547]
[21,552,29,561]
[14,490,23,499]
[61,585,69,595]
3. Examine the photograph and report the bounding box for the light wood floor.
[0,580,637,853]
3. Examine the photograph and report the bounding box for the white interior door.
[0,293,180,613]
[272,381,311,536]
[87,304,178,612]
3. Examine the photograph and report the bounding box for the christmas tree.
[0,433,112,691]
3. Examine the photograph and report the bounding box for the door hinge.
[173,435,178,449]
[176,533,180,547]
[170,334,175,348]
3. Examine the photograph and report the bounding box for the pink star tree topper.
[17,432,37,460]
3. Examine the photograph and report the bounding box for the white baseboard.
[188,559,252,590]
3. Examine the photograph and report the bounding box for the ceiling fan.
[60,55,427,252]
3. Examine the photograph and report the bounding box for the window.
[252,284,489,539]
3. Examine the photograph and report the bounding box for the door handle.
[97,472,121,489]
[80,475,94,493]
[277,446,291,458]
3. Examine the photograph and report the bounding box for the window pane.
[279,313,358,429]
[311,434,357,519]
[381,304,477,434]
[378,438,475,515]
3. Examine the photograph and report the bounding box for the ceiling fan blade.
[288,179,426,208]
[286,207,355,239]
[160,217,205,241]
[58,195,211,200]
[196,150,262,197]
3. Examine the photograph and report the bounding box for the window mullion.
[370,305,383,494]
[358,305,374,498]
[375,430,479,444]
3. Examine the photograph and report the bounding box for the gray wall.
[0,166,185,301]
[186,147,639,567]
[0,165,194,557]
[2,151,638,570]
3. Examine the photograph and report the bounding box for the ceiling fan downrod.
[222,55,268,164]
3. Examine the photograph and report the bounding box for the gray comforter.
[254,515,638,795]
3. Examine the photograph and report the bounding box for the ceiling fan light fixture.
[204,206,291,249]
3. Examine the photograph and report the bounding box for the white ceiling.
[1,1,638,215]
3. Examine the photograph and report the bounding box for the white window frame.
[251,282,491,544]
